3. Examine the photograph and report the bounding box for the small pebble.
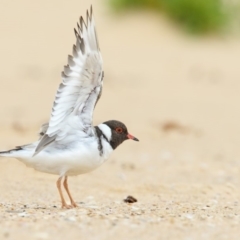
[123,196,137,203]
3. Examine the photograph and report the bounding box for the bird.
[0,6,139,209]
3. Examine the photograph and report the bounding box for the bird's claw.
[61,202,78,209]
[71,202,78,208]
[62,204,72,209]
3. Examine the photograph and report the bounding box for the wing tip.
[34,134,56,157]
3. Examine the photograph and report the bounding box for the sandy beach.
[0,0,240,239]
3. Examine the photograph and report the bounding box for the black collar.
[94,126,111,156]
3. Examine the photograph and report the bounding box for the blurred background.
[1,0,240,239]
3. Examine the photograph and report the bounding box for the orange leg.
[63,176,77,208]
[56,177,72,209]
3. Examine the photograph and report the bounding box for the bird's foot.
[61,202,78,209]
[61,203,73,209]
[70,201,78,208]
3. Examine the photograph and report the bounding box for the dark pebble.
[123,196,137,203]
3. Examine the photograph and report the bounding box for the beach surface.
[0,1,240,239]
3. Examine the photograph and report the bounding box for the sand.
[0,0,240,239]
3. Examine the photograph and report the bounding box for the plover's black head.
[101,120,139,150]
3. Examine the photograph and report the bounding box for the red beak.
[127,133,139,141]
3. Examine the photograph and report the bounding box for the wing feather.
[34,6,103,155]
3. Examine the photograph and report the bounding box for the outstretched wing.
[34,7,103,155]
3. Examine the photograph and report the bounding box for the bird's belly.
[17,142,112,176]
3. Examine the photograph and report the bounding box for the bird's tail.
[0,146,23,157]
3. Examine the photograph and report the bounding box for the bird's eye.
[116,127,123,133]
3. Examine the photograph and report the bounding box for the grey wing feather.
[34,134,56,156]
